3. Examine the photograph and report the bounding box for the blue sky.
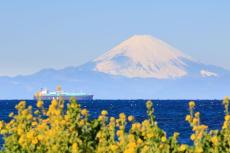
[0,1,230,76]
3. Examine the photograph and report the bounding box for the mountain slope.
[0,35,229,99]
[92,35,224,80]
[93,35,192,79]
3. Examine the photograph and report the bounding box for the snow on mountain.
[200,70,218,77]
[93,35,194,79]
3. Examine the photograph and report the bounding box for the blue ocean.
[0,100,225,146]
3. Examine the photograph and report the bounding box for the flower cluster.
[0,97,229,153]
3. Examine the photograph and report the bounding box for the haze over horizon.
[0,32,230,99]
[0,1,230,76]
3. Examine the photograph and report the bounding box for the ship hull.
[34,95,94,101]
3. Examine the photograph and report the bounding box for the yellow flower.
[147,133,154,139]
[0,121,3,129]
[16,101,26,110]
[79,120,85,126]
[98,115,104,121]
[51,99,58,107]
[42,119,49,124]
[101,110,108,116]
[173,132,179,139]
[190,134,196,141]
[195,146,203,153]
[0,129,7,135]
[37,135,44,141]
[136,123,141,129]
[27,131,35,140]
[22,110,29,116]
[137,138,143,144]
[110,144,118,152]
[110,117,115,122]
[124,142,136,153]
[178,144,187,152]
[116,130,123,137]
[119,125,125,130]
[96,131,102,139]
[128,115,134,122]
[19,136,26,146]
[192,118,198,125]
[159,144,164,149]
[195,112,200,118]
[225,115,230,121]
[27,114,33,120]
[142,120,150,126]
[9,112,14,117]
[211,136,218,146]
[17,128,24,135]
[189,101,195,109]
[192,126,198,131]
[197,133,203,139]
[127,142,137,148]
[32,122,37,126]
[81,109,88,116]
[34,110,40,115]
[72,143,78,153]
[36,100,43,108]
[146,101,153,109]
[223,121,228,129]
[142,146,149,153]
[199,125,208,130]
[119,113,126,121]
[128,134,135,142]
[185,115,192,122]
[32,138,38,145]
[124,148,135,153]
[161,136,167,143]
[223,96,229,105]
[131,123,141,131]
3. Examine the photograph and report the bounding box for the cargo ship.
[34,88,93,101]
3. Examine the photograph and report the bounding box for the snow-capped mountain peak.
[93,35,193,79]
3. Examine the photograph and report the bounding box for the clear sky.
[0,0,230,76]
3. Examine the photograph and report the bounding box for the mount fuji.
[0,35,229,99]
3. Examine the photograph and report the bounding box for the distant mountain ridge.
[0,35,229,99]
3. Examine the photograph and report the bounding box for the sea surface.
[0,100,225,146]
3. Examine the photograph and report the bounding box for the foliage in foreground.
[0,97,230,153]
